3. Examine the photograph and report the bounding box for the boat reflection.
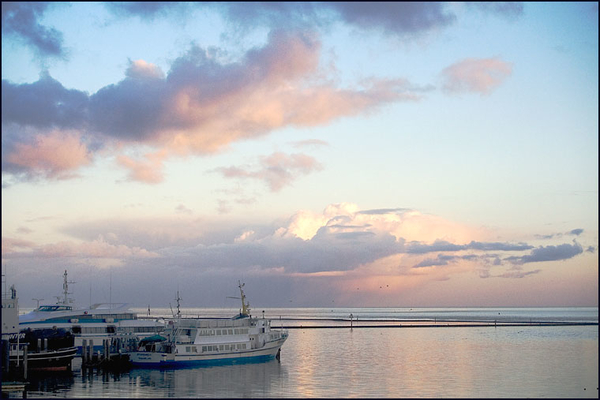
[21,358,287,397]
[128,359,286,397]
[22,370,75,397]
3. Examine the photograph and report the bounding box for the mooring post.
[23,344,28,380]
[82,339,87,364]
[350,313,353,330]
[2,340,9,373]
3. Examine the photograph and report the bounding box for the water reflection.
[127,360,286,398]
[24,358,287,398]
[25,370,75,397]
[16,324,598,398]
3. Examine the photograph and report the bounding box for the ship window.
[228,329,233,335]
[216,330,221,335]
[72,326,82,334]
[106,326,116,334]
[219,345,223,351]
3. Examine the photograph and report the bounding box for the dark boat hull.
[10,346,78,371]
[8,327,77,371]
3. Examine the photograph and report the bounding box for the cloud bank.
[3,30,424,185]
[3,203,591,306]
[3,3,518,186]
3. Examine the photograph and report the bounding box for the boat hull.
[129,338,285,368]
[9,347,78,371]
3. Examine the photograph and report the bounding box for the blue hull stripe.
[131,354,276,368]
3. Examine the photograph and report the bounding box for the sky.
[1,2,598,310]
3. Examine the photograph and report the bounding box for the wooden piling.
[89,340,94,363]
[23,344,28,380]
[82,339,87,364]
[2,340,9,373]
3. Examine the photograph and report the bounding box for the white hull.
[130,337,286,367]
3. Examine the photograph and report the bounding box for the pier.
[277,319,599,329]
[80,338,134,370]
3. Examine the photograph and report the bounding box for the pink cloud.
[3,235,159,259]
[5,130,91,179]
[126,59,165,80]
[1,237,37,255]
[441,57,512,95]
[116,150,168,184]
[156,32,421,156]
[215,151,324,191]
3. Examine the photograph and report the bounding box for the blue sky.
[2,2,598,309]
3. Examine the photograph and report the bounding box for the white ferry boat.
[19,270,165,355]
[129,282,288,367]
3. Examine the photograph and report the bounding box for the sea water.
[15,308,599,398]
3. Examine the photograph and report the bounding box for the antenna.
[88,260,92,308]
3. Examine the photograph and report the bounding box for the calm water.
[16,308,599,398]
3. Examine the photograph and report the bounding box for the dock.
[277,319,599,329]
[80,338,132,370]
[1,382,27,399]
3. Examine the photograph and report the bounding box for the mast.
[238,281,251,317]
[176,290,181,320]
[57,270,75,305]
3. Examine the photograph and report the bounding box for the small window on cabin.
[72,326,81,334]
[228,329,233,335]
